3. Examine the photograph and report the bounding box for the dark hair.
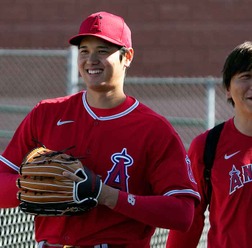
[118,46,129,61]
[222,41,252,106]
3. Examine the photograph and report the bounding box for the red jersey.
[0,91,200,247]
[167,118,252,248]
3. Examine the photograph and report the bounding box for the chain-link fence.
[0,49,234,247]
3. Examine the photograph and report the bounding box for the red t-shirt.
[167,118,252,248]
[0,91,199,247]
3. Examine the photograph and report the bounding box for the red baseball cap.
[69,11,132,48]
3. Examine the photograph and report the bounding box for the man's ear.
[125,48,134,67]
[226,86,231,98]
[226,87,232,101]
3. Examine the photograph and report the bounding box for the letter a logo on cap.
[90,14,102,32]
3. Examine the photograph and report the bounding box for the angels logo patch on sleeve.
[104,148,133,192]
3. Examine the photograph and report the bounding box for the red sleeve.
[166,132,209,247]
[113,191,195,231]
[0,107,37,208]
[0,166,20,208]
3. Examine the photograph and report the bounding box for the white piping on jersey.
[82,91,139,120]
[0,155,19,172]
[164,189,201,199]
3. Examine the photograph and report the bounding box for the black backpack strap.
[203,122,225,203]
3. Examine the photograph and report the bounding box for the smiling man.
[167,41,252,248]
[0,11,200,248]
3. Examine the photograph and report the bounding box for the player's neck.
[85,90,126,109]
[233,114,252,136]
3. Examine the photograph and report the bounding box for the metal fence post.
[206,77,216,129]
[67,46,79,95]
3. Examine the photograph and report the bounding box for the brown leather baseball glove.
[16,147,102,216]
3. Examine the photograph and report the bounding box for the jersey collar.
[82,91,139,120]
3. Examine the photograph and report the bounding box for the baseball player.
[166,41,252,248]
[0,11,200,247]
